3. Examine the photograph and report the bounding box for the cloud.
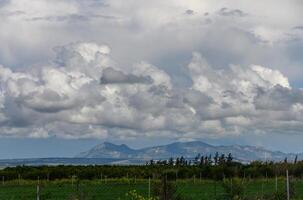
[185,9,194,15]
[0,42,302,140]
[0,0,10,8]
[0,0,303,140]
[254,85,303,111]
[100,67,152,84]
[218,8,247,17]
[0,0,302,87]
[293,26,303,30]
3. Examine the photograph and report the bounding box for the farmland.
[1,159,303,199]
[0,178,303,199]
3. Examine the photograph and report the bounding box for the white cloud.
[1,0,302,82]
[0,0,303,140]
[0,42,301,140]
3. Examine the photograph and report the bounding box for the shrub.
[153,176,189,200]
[122,190,158,200]
[222,178,245,200]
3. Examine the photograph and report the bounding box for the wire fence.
[0,176,302,199]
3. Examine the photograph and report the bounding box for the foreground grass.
[0,178,303,199]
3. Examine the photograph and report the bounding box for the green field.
[0,178,303,199]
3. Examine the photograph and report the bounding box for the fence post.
[275,175,278,192]
[230,179,233,196]
[72,175,74,187]
[214,180,217,200]
[148,177,151,198]
[193,175,196,184]
[242,171,246,184]
[36,184,40,200]
[18,174,21,185]
[286,170,290,200]
[2,176,4,186]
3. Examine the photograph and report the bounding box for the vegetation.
[0,153,302,181]
[1,153,303,199]
[0,178,302,199]
[122,190,158,200]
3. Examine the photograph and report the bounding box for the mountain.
[76,142,137,159]
[0,157,143,167]
[76,141,301,163]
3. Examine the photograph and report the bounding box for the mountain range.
[76,141,302,163]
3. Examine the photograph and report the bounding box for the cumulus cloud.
[0,0,303,140]
[0,0,303,83]
[0,42,302,140]
[218,8,247,17]
[100,67,152,84]
[185,9,194,15]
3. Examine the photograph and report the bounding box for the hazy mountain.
[76,141,301,163]
[76,142,137,159]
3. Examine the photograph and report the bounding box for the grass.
[0,178,303,199]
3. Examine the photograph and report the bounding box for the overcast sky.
[0,0,303,158]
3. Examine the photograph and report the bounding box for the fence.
[0,174,301,199]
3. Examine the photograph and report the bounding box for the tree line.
[148,152,234,167]
[0,153,302,181]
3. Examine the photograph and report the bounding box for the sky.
[0,0,303,158]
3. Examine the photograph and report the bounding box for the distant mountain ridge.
[76,141,302,163]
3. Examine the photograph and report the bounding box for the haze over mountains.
[76,141,301,163]
[0,141,301,167]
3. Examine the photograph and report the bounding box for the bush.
[222,178,245,200]
[153,176,189,200]
[122,190,158,200]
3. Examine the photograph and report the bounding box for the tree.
[227,153,233,165]
[194,154,201,165]
[214,152,219,165]
[168,157,174,166]
[175,158,180,166]
[199,156,205,166]
[218,154,226,166]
